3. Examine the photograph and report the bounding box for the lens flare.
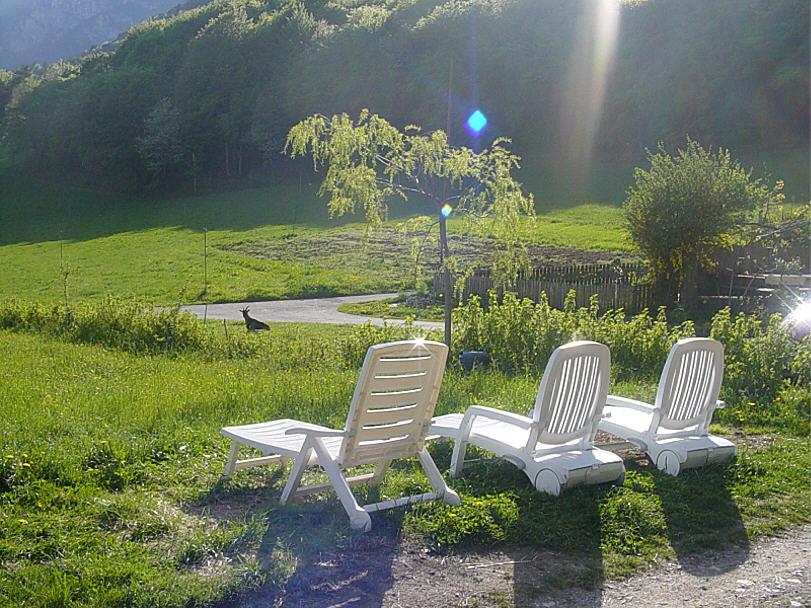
[466,110,487,135]
[555,0,621,192]
[440,203,453,218]
[783,299,811,340]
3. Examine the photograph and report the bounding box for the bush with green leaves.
[710,307,810,433]
[452,291,810,433]
[623,139,776,302]
[335,320,441,368]
[452,291,694,378]
[0,298,208,355]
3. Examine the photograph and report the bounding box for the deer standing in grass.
[240,307,270,332]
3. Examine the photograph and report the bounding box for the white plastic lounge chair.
[220,340,460,531]
[429,341,624,496]
[598,338,735,476]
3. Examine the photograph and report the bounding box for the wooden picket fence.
[435,262,655,313]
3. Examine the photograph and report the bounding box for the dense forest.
[0,0,808,200]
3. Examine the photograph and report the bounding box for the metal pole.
[203,227,208,296]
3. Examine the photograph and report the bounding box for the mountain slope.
[1,0,808,200]
[0,0,181,69]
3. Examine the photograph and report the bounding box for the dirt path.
[180,294,442,330]
[234,525,810,608]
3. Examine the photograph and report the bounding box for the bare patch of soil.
[231,525,809,608]
[220,228,635,278]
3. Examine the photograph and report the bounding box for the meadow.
[0,317,808,607]
[0,163,808,607]
[0,172,632,306]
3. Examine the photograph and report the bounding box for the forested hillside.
[1,0,808,200]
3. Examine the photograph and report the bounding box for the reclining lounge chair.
[429,341,625,496]
[598,337,735,476]
[220,340,461,531]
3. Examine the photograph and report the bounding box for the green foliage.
[336,320,441,368]
[454,293,810,432]
[623,139,776,294]
[2,0,808,200]
[0,315,809,605]
[453,291,694,377]
[0,298,208,356]
[405,439,810,558]
[285,110,535,280]
[135,97,186,187]
[710,307,811,434]
[407,492,520,545]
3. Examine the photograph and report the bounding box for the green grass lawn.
[338,295,445,321]
[0,172,631,306]
[1,325,808,607]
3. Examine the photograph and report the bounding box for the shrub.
[710,308,810,433]
[453,292,810,433]
[336,321,441,368]
[0,298,207,355]
[623,139,775,303]
[452,291,694,378]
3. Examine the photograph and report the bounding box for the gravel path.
[233,523,810,608]
[180,294,442,330]
[578,527,810,608]
[368,526,811,608]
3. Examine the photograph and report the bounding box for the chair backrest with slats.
[654,338,724,431]
[339,340,448,467]
[531,341,611,447]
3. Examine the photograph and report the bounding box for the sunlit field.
[1,323,807,607]
[0,172,633,306]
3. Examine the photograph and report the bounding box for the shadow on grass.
[509,486,604,608]
[423,442,607,607]
[0,173,330,247]
[198,464,404,607]
[652,462,749,575]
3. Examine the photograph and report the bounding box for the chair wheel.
[534,469,562,496]
[443,488,461,507]
[350,512,372,532]
[656,450,682,476]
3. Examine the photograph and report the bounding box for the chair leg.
[450,439,468,477]
[418,448,460,506]
[312,438,371,532]
[369,459,391,488]
[223,442,240,480]
[280,442,312,505]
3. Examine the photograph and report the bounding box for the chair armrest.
[605,395,656,413]
[464,405,534,429]
[285,426,345,438]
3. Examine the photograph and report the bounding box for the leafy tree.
[623,139,776,306]
[135,97,185,187]
[285,110,534,345]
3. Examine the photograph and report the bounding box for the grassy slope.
[0,174,631,305]
[0,328,808,606]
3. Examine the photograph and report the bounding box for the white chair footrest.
[233,455,284,470]
[291,473,377,499]
[363,491,440,513]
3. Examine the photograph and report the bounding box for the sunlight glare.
[555,0,621,191]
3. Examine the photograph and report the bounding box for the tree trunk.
[439,210,452,348]
[681,258,701,312]
[225,139,230,177]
